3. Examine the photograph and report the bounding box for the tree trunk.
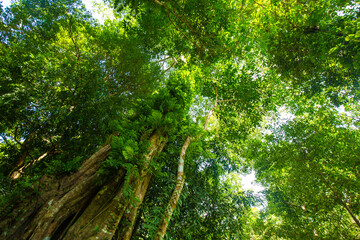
[155,136,192,240]
[0,132,167,240]
[155,102,216,239]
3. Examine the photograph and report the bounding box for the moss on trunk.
[0,132,167,240]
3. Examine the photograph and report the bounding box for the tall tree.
[0,0,268,239]
[243,95,360,239]
[1,0,359,239]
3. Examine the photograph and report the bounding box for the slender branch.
[166,11,199,50]
[215,86,218,104]
[154,0,202,52]
[1,135,8,144]
[14,126,22,146]
[217,99,234,103]
[68,19,81,61]
[155,56,172,63]
[204,87,218,131]
[305,159,360,229]
[153,0,197,39]
[11,151,47,179]
[203,109,214,131]
[11,143,61,179]
[163,57,177,74]
[318,171,360,228]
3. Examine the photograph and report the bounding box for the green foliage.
[0,0,162,206]
[43,155,83,176]
[112,0,252,62]
[97,75,196,202]
[1,0,360,238]
[254,0,360,102]
[132,135,257,239]
[243,96,360,239]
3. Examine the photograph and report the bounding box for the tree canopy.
[0,0,359,239]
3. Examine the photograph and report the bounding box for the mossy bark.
[0,132,167,240]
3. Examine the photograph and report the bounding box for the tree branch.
[318,171,360,228]
[155,56,172,63]
[154,0,202,52]
[163,57,177,73]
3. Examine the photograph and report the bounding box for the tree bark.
[0,132,168,240]
[155,99,217,239]
[155,136,192,240]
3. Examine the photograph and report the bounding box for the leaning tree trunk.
[0,132,167,240]
[155,136,192,240]
[155,98,217,239]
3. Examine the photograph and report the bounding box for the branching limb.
[163,57,177,73]
[155,56,172,63]
[153,0,202,52]
[153,0,197,38]
[318,171,360,228]
[68,19,81,61]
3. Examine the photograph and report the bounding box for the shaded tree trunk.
[0,132,167,240]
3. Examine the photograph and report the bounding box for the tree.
[1,0,360,239]
[0,0,269,239]
[243,94,360,239]
[0,0,166,238]
[0,0,161,179]
[253,0,360,103]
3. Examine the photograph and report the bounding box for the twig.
[155,56,172,63]
[154,0,197,38]
[154,0,202,52]
[163,57,177,73]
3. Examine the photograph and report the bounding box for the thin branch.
[204,87,218,131]
[166,11,200,50]
[14,126,22,146]
[163,57,177,74]
[154,0,197,38]
[155,56,172,63]
[203,109,214,131]
[12,152,46,179]
[318,171,360,228]
[217,99,234,103]
[154,0,202,51]
[155,136,191,240]
[68,19,81,61]
[1,135,8,145]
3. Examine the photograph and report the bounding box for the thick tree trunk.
[0,132,167,240]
